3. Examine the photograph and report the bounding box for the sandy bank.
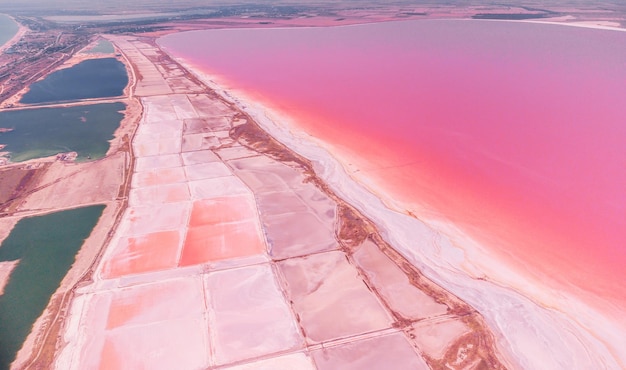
[163,54,626,369]
[0,260,18,295]
[520,18,626,32]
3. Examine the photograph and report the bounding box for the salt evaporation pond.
[19,58,128,104]
[159,20,626,312]
[0,14,18,49]
[0,102,125,162]
[0,205,105,370]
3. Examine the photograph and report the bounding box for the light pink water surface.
[159,20,626,309]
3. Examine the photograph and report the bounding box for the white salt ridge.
[175,62,626,369]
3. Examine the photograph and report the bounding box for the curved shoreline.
[160,49,626,368]
[0,15,27,54]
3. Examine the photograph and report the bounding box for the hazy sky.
[0,0,567,15]
[1,1,311,15]
[1,0,624,18]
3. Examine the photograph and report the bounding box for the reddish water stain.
[160,20,626,307]
[102,231,181,278]
[188,196,257,227]
[180,221,265,265]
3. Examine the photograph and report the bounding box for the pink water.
[159,20,626,309]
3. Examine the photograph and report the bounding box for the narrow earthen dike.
[232,114,506,370]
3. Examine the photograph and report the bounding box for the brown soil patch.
[0,164,49,215]
[0,167,35,204]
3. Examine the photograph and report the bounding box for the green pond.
[0,102,125,162]
[19,58,128,105]
[0,14,18,49]
[0,205,105,370]
[85,39,115,54]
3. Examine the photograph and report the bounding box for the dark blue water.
[0,102,125,162]
[19,58,128,104]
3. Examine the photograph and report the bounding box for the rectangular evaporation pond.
[0,102,125,162]
[19,58,128,105]
[0,205,105,369]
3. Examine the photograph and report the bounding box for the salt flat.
[56,35,508,370]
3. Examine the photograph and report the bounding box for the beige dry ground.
[0,260,18,295]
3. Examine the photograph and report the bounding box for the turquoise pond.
[84,39,115,54]
[0,205,105,370]
[19,58,128,104]
[0,102,125,162]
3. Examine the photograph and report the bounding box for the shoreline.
[0,16,28,54]
[161,50,626,368]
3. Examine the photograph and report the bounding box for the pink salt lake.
[159,20,626,309]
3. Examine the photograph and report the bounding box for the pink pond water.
[159,20,626,308]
